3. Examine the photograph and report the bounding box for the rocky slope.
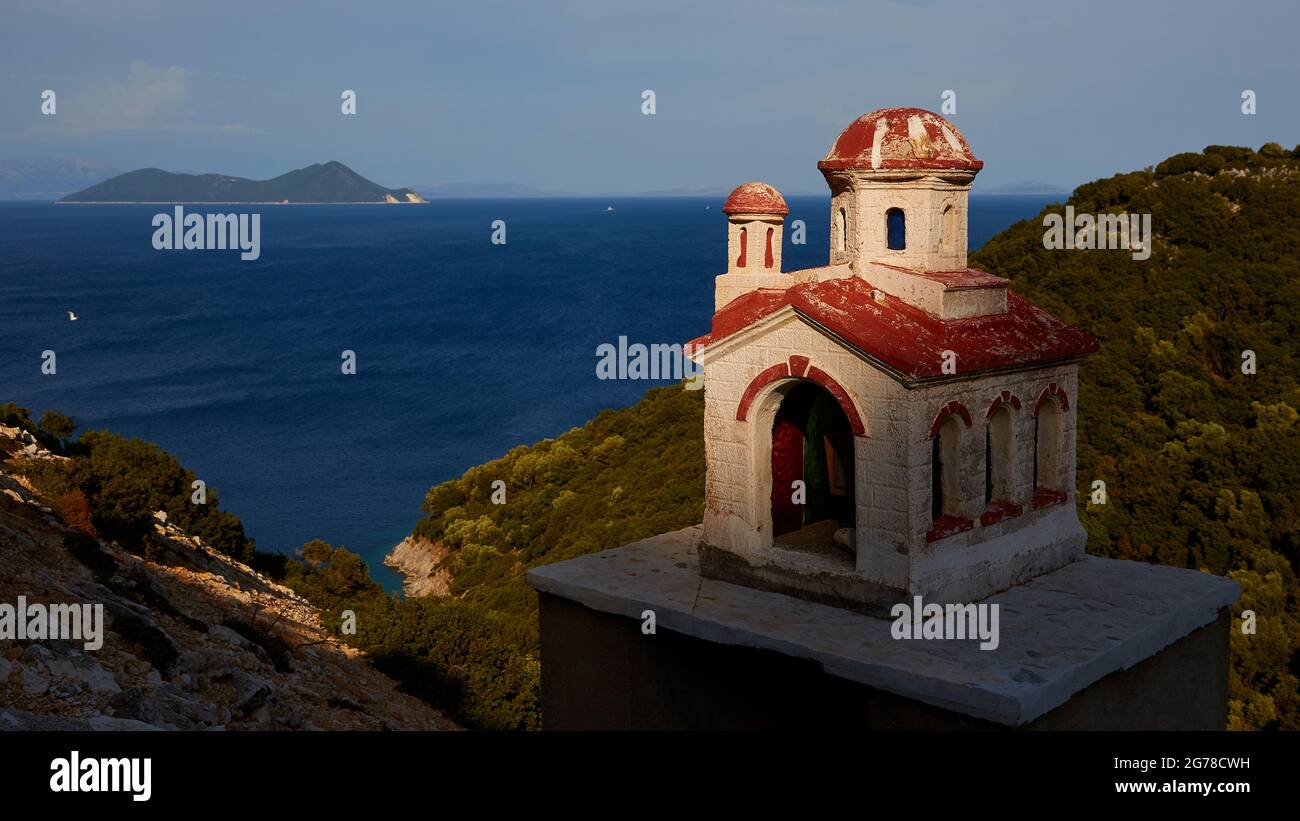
[0,427,455,730]
[383,536,452,598]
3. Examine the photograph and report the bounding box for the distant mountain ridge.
[980,179,1070,194]
[414,181,566,198]
[0,159,120,199]
[61,161,426,204]
[411,183,827,199]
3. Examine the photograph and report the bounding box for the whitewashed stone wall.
[825,172,974,274]
[902,363,1085,600]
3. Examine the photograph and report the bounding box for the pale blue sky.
[2,0,1296,194]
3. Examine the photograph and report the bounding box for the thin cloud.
[36,61,255,137]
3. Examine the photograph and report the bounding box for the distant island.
[60,160,426,204]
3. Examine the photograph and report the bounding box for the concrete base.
[537,593,1230,730]
[527,525,1239,730]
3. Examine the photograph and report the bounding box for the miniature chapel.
[688,107,1099,613]
[528,107,1237,731]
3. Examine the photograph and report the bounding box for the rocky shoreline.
[384,536,452,598]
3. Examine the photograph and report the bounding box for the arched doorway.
[770,381,856,545]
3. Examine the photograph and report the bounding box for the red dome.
[819,107,982,173]
[722,181,789,215]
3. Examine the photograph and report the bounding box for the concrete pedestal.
[526,526,1239,730]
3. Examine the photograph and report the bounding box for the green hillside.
[410,385,705,646]
[970,143,1300,730]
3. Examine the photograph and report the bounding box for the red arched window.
[736,227,747,267]
[765,227,774,268]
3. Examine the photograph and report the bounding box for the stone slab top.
[525,525,1240,726]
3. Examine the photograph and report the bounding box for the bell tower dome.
[819,107,981,274]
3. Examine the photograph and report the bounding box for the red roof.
[722,181,789,215]
[689,277,1097,384]
[819,107,982,173]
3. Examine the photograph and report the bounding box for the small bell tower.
[715,181,789,310]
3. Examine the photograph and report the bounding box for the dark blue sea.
[0,194,1057,590]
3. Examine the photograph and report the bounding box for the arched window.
[736,227,747,268]
[941,204,956,252]
[839,206,848,252]
[1034,397,1062,491]
[931,416,961,519]
[985,406,1013,505]
[765,227,775,268]
[886,208,906,250]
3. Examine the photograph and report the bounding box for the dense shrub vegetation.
[971,143,1300,730]
[4,403,255,562]
[281,540,541,730]
[411,384,705,646]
